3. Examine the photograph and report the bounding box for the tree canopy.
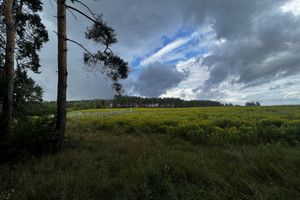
[0,0,48,134]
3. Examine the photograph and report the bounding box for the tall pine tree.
[56,0,128,149]
[0,0,48,135]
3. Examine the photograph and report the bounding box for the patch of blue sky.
[169,36,199,53]
[167,36,200,57]
[140,28,193,59]
[130,68,141,78]
[166,51,201,65]
[185,37,200,47]
[131,26,206,75]
[166,59,183,65]
[185,46,209,59]
[131,57,143,68]
[200,46,209,54]
[167,47,209,65]
[161,26,195,46]
[185,51,201,60]
[132,28,193,68]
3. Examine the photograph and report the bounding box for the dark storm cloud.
[134,62,189,97]
[198,2,300,93]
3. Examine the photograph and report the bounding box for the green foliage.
[14,5,49,73]
[68,106,300,145]
[1,106,300,199]
[67,99,110,111]
[81,10,128,94]
[0,116,58,162]
[0,0,48,136]
[245,102,261,106]
[0,132,299,199]
[113,95,224,108]
[0,0,49,73]
[13,67,44,119]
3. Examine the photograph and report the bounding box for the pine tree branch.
[73,0,97,20]
[66,6,77,20]
[61,35,95,59]
[17,0,24,15]
[65,5,96,23]
[53,30,112,58]
[66,38,91,55]
[15,0,24,28]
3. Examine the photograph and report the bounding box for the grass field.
[1,106,300,199]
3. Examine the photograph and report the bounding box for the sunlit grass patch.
[67,106,300,145]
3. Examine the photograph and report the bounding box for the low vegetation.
[1,106,300,199]
[68,106,300,145]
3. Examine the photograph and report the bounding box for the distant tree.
[0,0,48,134]
[112,95,224,108]
[245,102,260,106]
[13,66,43,119]
[245,102,254,106]
[55,0,128,149]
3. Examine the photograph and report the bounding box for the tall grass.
[1,131,300,199]
[1,106,300,199]
[68,106,300,145]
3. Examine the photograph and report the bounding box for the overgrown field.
[1,106,300,199]
[68,106,300,145]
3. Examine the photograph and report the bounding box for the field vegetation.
[1,106,300,199]
[68,106,300,145]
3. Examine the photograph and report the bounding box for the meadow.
[68,106,300,145]
[1,106,300,199]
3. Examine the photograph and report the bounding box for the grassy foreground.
[1,107,300,199]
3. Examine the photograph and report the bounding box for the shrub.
[214,117,242,129]
[1,116,58,162]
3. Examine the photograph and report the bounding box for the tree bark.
[56,0,67,150]
[2,0,16,135]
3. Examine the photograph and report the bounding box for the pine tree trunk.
[56,0,67,150]
[2,0,16,135]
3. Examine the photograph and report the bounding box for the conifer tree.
[0,0,48,135]
[56,0,128,149]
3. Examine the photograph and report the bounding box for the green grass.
[67,106,300,145]
[1,107,300,199]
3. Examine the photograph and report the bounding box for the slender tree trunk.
[56,0,67,150]
[2,0,16,135]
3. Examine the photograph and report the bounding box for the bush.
[1,116,58,162]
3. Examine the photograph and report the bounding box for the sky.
[31,0,300,105]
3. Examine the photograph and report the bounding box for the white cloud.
[160,88,196,100]
[281,0,300,16]
[141,37,190,66]
[140,30,211,66]
[160,57,210,99]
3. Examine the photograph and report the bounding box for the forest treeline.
[26,95,236,115]
[24,96,262,116]
[112,95,225,108]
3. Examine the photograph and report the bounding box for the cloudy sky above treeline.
[33,0,300,105]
